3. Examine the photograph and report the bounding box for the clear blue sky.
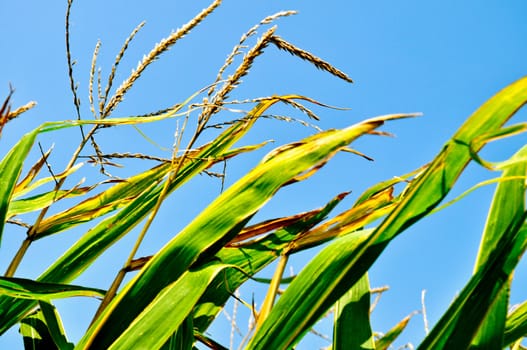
[1,1,527,348]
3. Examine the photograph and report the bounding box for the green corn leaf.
[106,262,230,350]
[0,277,104,301]
[21,309,59,350]
[0,96,323,335]
[470,145,527,348]
[247,228,376,349]
[0,89,200,246]
[247,75,527,349]
[161,315,194,350]
[333,273,375,350]
[37,97,305,283]
[420,145,527,348]
[474,147,527,266]
[193,192,347,331]
[34,162,171,239]
[8,187,91,218]
[504,300,527,346]
[194,172,411,332]
[375,313,413,350]
[0,128,40,245]
[33,141,269,240]
[417,218,527,349]
[78,114,408,349]
[20,302,74,350]
[39,179,162,283]
[13,162,84,200]
[38,301,74,350]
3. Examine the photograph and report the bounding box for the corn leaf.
[289,187,396,253]
[0,277,104,301]
[20,302,74,350]
[8,187,91,218]
[34,141,268,240]
[353,166,425,206]
[256,254,289,329]
[247,75,527,349]
[13,163,84,200]
[470,145,527,348]
[0,92,199,246]
[107,262,229,350]
[247,228,376,349]
[39,301,73,350]
[162,315,194,350]
[34,163,171,239]
[333,273,375,350]
[194,173,410,332]
[0,128,40,244]
[37,97,306,283]
[12,146,52,196]
[420,145,527,348]
[0,96,298,334]
[504,300,527,346]
[194,192,347,331]
[375,314,413,350]
[78,114,407,349]
[418,217,527,349]
[20,309,60,350]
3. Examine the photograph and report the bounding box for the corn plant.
[1,1,527,349]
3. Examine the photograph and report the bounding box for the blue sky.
[1,1,527,348]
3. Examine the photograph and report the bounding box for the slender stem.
[66,0,86,139]
[4,239,31,276]
[256,254,288,330]
[91,267,126,323]
[91,115,193,321]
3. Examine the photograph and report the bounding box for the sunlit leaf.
[79,113,410,349]
[333,273,375,350]
[194,192,346,332]
[247,228,375,349]
[0,128,40,244]
[470,145,527,348]
[248,75,527,349]
[0,96,331,335]
[0,277,104,301]
[107,262,229,350]
[20,302,74,350]
[13,163,84,200]
[504,300,527,346]
[8,187,91,218]
[375,313,413,350]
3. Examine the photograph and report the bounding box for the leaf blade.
[80,114,402,349]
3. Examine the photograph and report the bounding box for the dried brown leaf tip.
[0,88,37,138]
[270,35,353,83]
[0,90,12,136]
[0,90,12,114]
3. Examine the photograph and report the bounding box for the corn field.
[1,1,526,349]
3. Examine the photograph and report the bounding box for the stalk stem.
[4,239,31,276]
[256,254,288,329]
